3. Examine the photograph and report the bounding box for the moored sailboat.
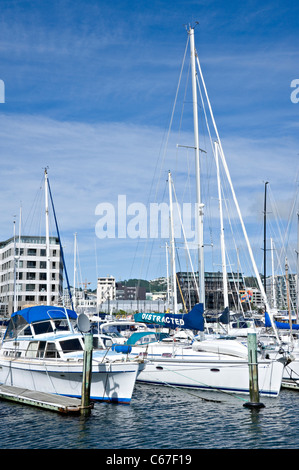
[128,25,290,397]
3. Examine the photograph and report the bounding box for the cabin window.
[26,342,39,358]
[45,342,59,358]
[37,341,46,357]
[32,321,53,335]
[59,338,82,354]
[23,325,32,336]
[102,338,113,348]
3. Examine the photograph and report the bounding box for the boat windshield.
[54,319,70,331]
[3,315,29,341]
[32,321,53,335]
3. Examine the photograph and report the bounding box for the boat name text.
[141,313,185,326]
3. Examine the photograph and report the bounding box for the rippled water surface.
[0,384,298,449]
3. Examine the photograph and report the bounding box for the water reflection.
[0,386,298,449]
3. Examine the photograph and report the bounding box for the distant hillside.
[121,278,167,292]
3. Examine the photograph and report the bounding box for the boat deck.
[0,384,93,414]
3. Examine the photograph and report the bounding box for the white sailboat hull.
[131,343,285,397]
[0,356,140,404]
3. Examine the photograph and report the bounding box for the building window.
[26,284,35,292]
[25,295,35,301]
[27,261,36,269]
[27,249,37,256]
[26,273,36,280]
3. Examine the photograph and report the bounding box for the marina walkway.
[0,384,93,414]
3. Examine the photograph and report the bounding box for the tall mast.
[73,232,77,310]
[297,212,299,322]
[189,26,205,308]
[168,171,178,314]
[165,242,170,311]
[215,141,228,309]
[263,181,269,294]
[45,168,51,305]
[270,238,277,309]
[285,257,293,340]
[13,220,17,313]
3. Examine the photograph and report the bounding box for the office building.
[0,235,63,315]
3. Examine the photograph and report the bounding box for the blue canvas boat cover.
[265,312,299,330]
[11,305,77,324]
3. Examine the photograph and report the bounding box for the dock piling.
[243,333,265,409]
[80,332,93,416]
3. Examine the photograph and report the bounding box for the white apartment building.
[0,235,63,315]
[97,276,116,307]
[266,274,298,311]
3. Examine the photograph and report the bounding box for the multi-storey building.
[97,276,116,307]
[0,235,63,315]
[267,274,298,311]
[115,283,146,301]
[176,271,246,312]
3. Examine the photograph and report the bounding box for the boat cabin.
[1,305,114,360]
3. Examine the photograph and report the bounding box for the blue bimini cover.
[11,305,77,324]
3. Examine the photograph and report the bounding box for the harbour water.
[0,383,298,450]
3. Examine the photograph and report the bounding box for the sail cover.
[134,303,204,331]
[265,312,299,330]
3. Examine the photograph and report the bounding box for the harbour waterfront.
[0,383,298,449]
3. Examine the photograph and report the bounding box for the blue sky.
[0,0,298,289]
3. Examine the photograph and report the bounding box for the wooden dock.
[0,384,93,414]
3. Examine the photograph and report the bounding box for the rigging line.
[175,59,191,180]
[23,174,44,236]
[129,37,190,281]
[155,34,190,198]
[152,364,248,403]
[267,184,290,270]
[171,177,200,298]
[140,181,168,282]
[270,181,299,272]
[196,55,280,341]
[149,375,223,403]
[47,177,73,310]
[176,273,188,313]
